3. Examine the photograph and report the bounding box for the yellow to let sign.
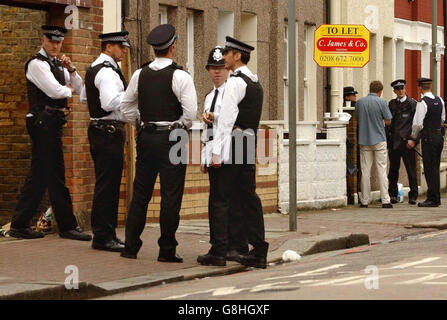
[314,24,370,68]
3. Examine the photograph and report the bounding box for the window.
[304,24,316,121]
[421,42,430,78]
[395,38,405,79]
[159,5,168,24]
[218,10,234,47]
[240,12,257,74]
[186,11,194,78]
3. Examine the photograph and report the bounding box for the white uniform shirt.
[26,48,82,117]
[411,92,445,138]
[120,57,197,129]
[201,82,226,166]
[212,65,259,163]
[80,53,126,122]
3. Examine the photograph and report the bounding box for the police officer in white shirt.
[80,31,130,252]
[198,36,268,269]
[198,46,248,267]
[9,25,91,241]
[120,24,197,262]
[407,77,445,207]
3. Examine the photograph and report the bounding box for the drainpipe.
[444,0,447,99]
[329,0,341,115]
[326,0,331,113]
[433,0,439,95]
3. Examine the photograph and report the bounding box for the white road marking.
[264,264,347,281]
[395,273,447,285]
[414,266,447,269]
[389,257,441,269]
[419,230,447,239]
[307,276,365,287]
[212,287,245,296]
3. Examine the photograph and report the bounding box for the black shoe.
[226,250,247,262]
[59,227,92,241]
[158,253,183,263]
[409,199,417,205]
[382,203,393,208]
[115,237,124,245]
[238,251,267,269]
[92,239,124,252]
[9,227,44,239]
[197,253,226,266]
[390,197,398,204]
[418,201,440,207]
[120,250,137,259]
[360,204,368,208]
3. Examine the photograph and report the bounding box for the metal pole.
[288,0,297,231]
[433,0,438,95]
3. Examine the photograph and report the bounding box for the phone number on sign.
[318,55,365,63]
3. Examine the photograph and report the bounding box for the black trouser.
[208,166,248,257]
[11,116,78,232]
[388,147,418,200]
[421,130,444,204]
[208,163,268,257]
[124,130,187,255]
[88,122,125,243]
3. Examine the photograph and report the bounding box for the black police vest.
[85,61,128,118]
[25,53,68,114]
[233,72,263,131]
[137,62,183,122]
[422,96,443,130]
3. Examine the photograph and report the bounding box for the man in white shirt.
[9,25,91,241]
[80,31,130,252]
[119,24,197,262]
[407,77,445,207]
[197,36,268,269]
[198,47,248,267]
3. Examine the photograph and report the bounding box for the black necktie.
[207,89,219,140]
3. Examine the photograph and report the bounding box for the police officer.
[9,25,91,241]
[80,32,130,252]
[387,79,418,204]
[120,24,197,261]
[199,46,248,266]
[197,36,268,269]
[343,86,358,107]
[407,78,445,207]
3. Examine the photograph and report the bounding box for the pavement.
[1,196,447,300]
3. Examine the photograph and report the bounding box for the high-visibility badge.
[314,24,370,68]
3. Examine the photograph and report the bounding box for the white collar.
[99,53,118,68]
[399,96,407,103]
[39,48,56,61]
[422,92,435,99]
[214,81,226,91]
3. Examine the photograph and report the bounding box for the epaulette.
[231,70,242,77]
[140,61,153,69]
[171,62,183,70]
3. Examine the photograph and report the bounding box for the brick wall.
[395,0,444,26]
[0,1,105,228]
[50,1,106,228]
[0,5,48,225]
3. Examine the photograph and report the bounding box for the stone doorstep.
[0,232,369,300]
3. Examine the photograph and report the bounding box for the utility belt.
[32,105,70,130]
[421,127,444,136]
[139,121,185,134]
[90,119,125,134]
